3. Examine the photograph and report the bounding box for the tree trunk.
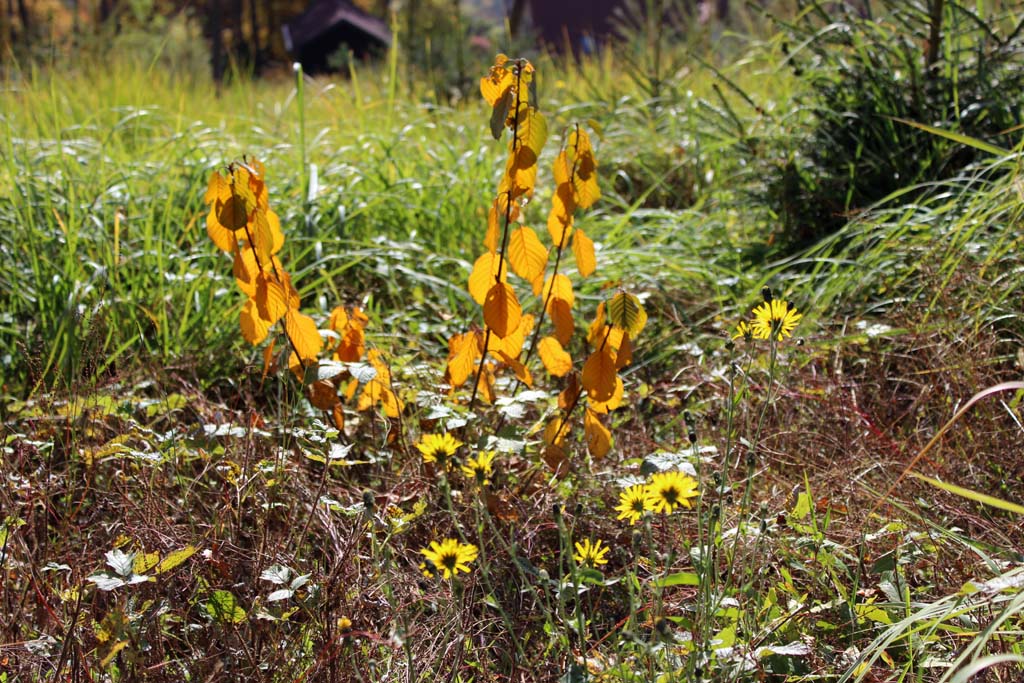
[208,0,225,83]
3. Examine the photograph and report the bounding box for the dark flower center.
[663,486,679,504]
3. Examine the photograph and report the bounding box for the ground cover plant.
[2,3,1023,681]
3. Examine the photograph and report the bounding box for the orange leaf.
[538,336,572,377]
[572,228,596,278]
[331,404,345,431]
[240,299,271,345]
[584,408,612,458]
[542,444,569,478]
[483,282,522,339]
[249,208,274,268]
[309,379,340,410]
[207,204,238,253]
[568,127,601,209]
[581,347,617,402]
[262,338,277,378]
[480,55,514,106]
[615,333,632,369]
[328,306,349,332]
[447,330,482,388]
[204,170,231,205]
[233,248,259,297]
[549,298,575,347]
[468,252,507,305]
[478,361,496,404]
[543,417,567,446]
[588,375,623,414]
[485,313,533,359]
[547,186,574,246]
[558,372,580,411]
[366,348,392,385]
[543,274,574,308]
[255,271,298,325]
[507,226,548,284]
[266,208,285,254]
[284,309,322,363]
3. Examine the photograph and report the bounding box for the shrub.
[765,0,1024,252]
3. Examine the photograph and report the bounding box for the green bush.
[765,0,1024,252]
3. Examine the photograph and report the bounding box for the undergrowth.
[2,13,1024,683]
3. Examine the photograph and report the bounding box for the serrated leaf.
[266,588,294,602]
[468,252,506,305]
[581,348,617,402]
[483,282,522,339]
[568,127,600,209]
[538,336,572,377]
[261,564,292,585]
[240,299,271,345]
[572,228,596,278]
[507,226,548,283]
[105,549,136,577]
[542,274,574,308]
[447,331,482,388]
[584,408,612,458]
[285,310,323,363]
[88,573,126,591]
[206,590,246,624]
[156,546,196,574]
[605,292,646,337]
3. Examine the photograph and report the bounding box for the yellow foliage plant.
[446,55,647,468]
[203,159,402,431]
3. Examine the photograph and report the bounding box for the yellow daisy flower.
[573,538,610,567]
[415,433,463,469]
[461,450,496,485]
[419,538,478,579]
[645,471,699,514]
[750,299,802,341]
[732,320,753,341]
[615,484,653,525]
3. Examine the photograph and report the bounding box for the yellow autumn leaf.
[206,201,240,252]
[478,361,497,404]
[485,313,533,359]
[204,169,231,205]
[483,282,522,339]
[468,252,507,305]
[543,274,575,308]
[366,348,392,385]
[447,330,482,388]
[581,347,617,402]
[538,336,573,377]
[255,271,298,325]
[568,126,601,209]
[240,299,271,345]
[559,372,580,410]
[615,333,632,369]
[249,207,275,268]
[285,309,322,363]
[507,226,548,284]
[547,185,575,247]
[480,54,514,106]
[495,351,532,387]
[543,417,567,446]
[584,408,612,458]
[572,228,596,278]
[549,298,575,347]
[233,248,259,297]
[266,208,285,254]
[588,375,623,414]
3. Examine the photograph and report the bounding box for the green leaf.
[890,117,1011,157]
[910,473,1024,515]
[605,292,647,337]
[156,546,196,574]
[490,89,512,140]
[652,571,700,588]
[206,590,246,624]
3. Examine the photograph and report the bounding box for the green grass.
[1,20,1023,683]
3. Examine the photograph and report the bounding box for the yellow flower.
[419,538,478,579]
[732,320,752,340]
[615,484,653,525]
[645,471,699,514]
[750,299,802,341]
[573,538,610,567]
[416,433,463,468]
[461,450,496,485]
